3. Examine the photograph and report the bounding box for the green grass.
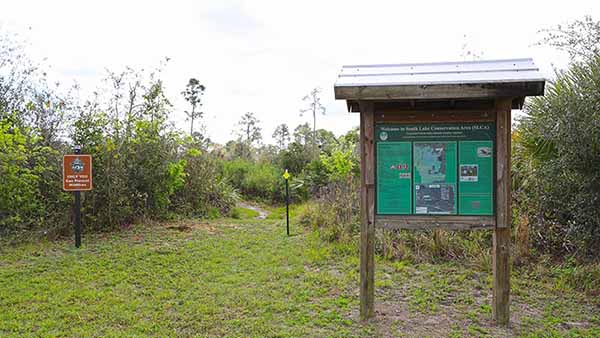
[230,206,260,219]
[0,219,370,337]
[264,203,307,220]
[0,218,598,337]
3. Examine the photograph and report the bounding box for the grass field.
[0,217,598,337]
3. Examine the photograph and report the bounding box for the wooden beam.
[493,97,512,326]
[359,101,375,320]
[335,81,545,101]
[374,110,495,123]
[376,215,495,230]
[346,98,527,113]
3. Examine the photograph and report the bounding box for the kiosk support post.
[359,101,375,320]
[493,98,512,325]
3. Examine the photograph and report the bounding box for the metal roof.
[335,58,545,87]
[334,58,546,102]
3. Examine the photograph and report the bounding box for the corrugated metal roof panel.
[335,58,545,87]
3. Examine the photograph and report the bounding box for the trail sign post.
[63,147,92,248]
[334,59,545,325]
[283,169,290,236]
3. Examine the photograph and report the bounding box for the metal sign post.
[283,169,290,236]
[73,146,82,248]
[62,145,93,248]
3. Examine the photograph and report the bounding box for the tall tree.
[272,123,290,150]
[300,88,326,154]
[181,78,205,136]
[293,123,312,146]
[236,112,262,158]
[315,129,338,154]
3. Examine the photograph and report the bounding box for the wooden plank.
[374,110,495,123]
[359,101,375,320]
[348,97,529,112]
[376,215,495,230]
[374,99,495,112]
[493,97,512,326]
[335,81,545,101]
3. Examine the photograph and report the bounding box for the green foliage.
[514,55,600,258]
[172,145,238,217]
[166,160,187,196]
[301,160,330,194]
[223,159,283,202]
[1,59,237,238]
[272,123,290,150]
[293,123,312,146]
[235,112,262,159]
[298,177,360,243]
[278,141,312,175]
[1,119,45,231]
[0,115,69,237]
[320,149,356,181]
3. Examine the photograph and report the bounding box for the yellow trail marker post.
[283,169,290,236]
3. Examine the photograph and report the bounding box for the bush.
[514,56,600,259]
[298,173,495,267]
[298,176,360,243]
[1,63,239,240]
[223,159,284,203]
[0,116,70,238]
[172,146,238,217]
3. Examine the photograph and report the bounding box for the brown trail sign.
[334,58,545,326]
[63,151,93,248]
[63,154,93,191]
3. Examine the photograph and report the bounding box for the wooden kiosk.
[334,59,545,325]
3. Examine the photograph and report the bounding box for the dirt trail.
[237,202,269,219]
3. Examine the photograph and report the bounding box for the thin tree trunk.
[313,109,317,157]
[190,105,195,135]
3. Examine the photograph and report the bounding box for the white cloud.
[1,0,596,143]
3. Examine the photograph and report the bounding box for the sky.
[1,0,598,144]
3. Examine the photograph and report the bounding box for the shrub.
[514,55,600,259]
[298,176,360,243]
[172,147,238,217]
[0,116,70,238]
[2,63,240,240]
[223,159,284,203]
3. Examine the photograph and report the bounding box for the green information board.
[377,142,412,214]
[458,141,493,215]
[375,122,495,216]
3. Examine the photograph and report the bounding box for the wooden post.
[359,101,375,320]
[493,98,512,326]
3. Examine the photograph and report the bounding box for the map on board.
[413,142,457,214]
